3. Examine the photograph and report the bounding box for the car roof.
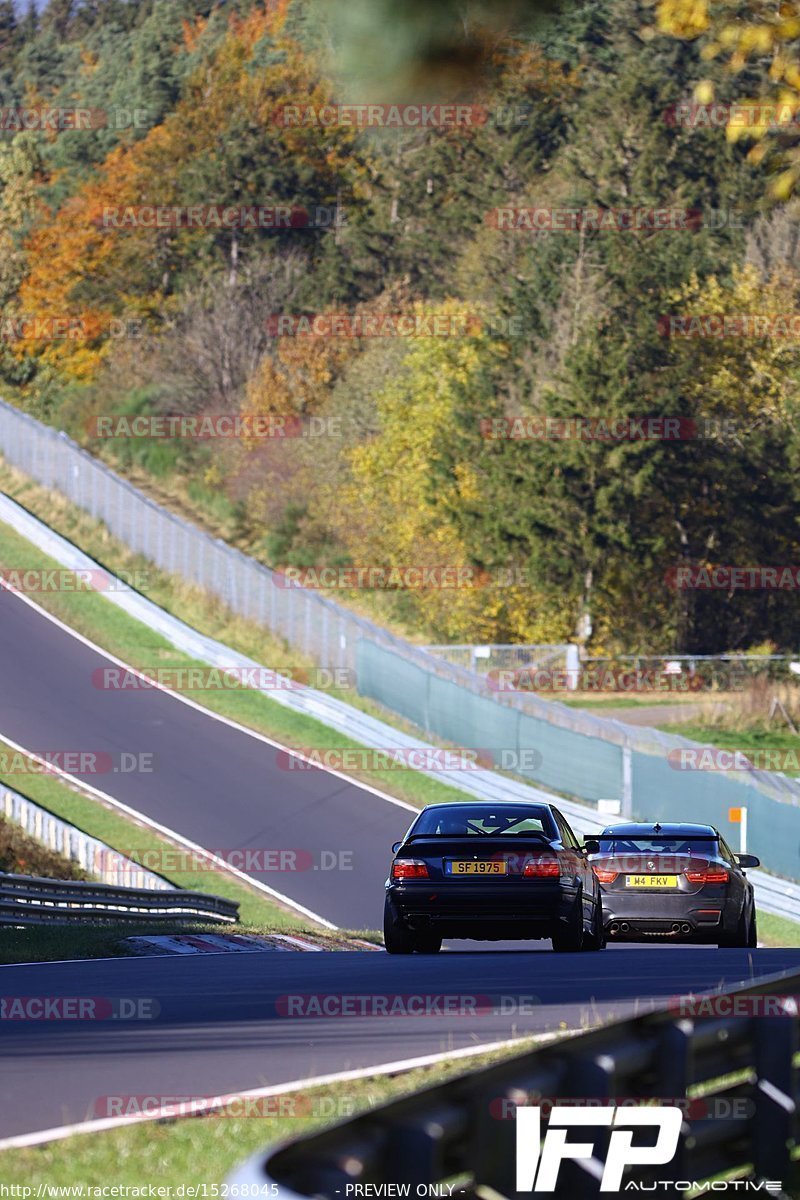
[420,800,554,812]
[599,822,718,837]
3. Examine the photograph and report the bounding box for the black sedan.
[384,800,605,953]
[586,821,759,947]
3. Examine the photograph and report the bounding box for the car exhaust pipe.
[609,922,620,935]
[619,922,630,932]
[681,923,691,934]
[671,922,681,933]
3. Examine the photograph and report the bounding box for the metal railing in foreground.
[0,871,238,925]
[233,968,800,1198]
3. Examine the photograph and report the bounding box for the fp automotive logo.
[515,1106,683,1192]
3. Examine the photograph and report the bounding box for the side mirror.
[736,853,760,869]
[583,838,600,855]
[391,841,403,855]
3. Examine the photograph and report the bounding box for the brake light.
[685,867,729,884]
[391,859,429,880]
[592,866,618,884]
[523,858,561,878]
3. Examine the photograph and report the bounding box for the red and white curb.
[124,933,321,955]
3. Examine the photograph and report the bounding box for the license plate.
[446,860,507,875]
[625,875,679,889]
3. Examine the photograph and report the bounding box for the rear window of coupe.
[411,806,556,838]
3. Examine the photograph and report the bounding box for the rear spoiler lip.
[401,832,556,846]
[595,835,720,842]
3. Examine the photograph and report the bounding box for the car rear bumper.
[386,880,580,940]
[601,892,727,942]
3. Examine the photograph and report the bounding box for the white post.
[740,806,747,855]
[566,643,580,691]
[622,745,633,818]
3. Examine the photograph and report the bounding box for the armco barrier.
[1,784,173,891]
[1,398,800,880]
[0,871,238,925]
[229,968,800,1198]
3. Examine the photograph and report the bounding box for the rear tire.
[718,906,749,948]
[552,898,585,952]
[582,897,606,951]
[383,903,415,955]
[748,909,758,948]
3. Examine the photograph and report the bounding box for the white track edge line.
[0,1033,558,1151]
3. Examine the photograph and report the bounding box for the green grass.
[661,724,800,775]
[756,911,800,948]
[561,695,706,710]
[0,1035,546,1186]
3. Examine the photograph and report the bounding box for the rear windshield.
[412,806,556,838]
[597,836,719,856]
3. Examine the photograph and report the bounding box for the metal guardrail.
[0,871,238,925]
[231,969,800,1198]
[1,785,174,891]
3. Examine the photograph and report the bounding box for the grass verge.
[660,723,800,775]
[756,911,800,948]
[0,1035,546,1185]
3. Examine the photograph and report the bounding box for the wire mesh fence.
[2,397,800,878]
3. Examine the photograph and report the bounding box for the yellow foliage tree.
[658,0,800,196]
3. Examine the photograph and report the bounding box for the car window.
[552,809,580,849]
[597,836,719,856]
[412,806,556,838]
[718,838,736,865]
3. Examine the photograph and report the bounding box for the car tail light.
[523,857,561,878]
[391,859,429,880]
[685,867,729,884]
[592,866,618,884]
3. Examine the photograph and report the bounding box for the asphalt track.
[2,947,800,1140]
[0,586,413,929]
